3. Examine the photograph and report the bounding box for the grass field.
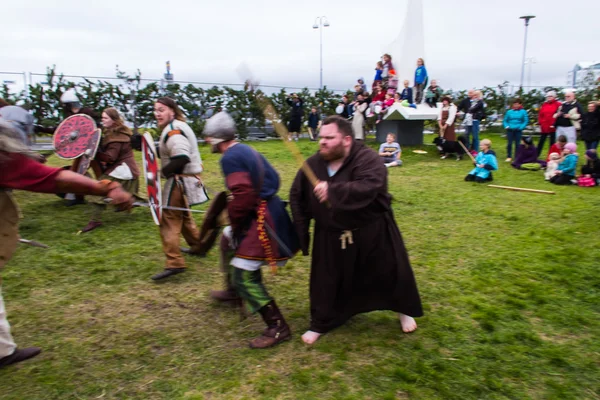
[1,134,599,399]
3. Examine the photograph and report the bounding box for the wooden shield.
[75,129,101,175]
[53,114,98,159]
[141,132,162,225]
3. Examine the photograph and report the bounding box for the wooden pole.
[487,185,555,195]
[458,139,476,162]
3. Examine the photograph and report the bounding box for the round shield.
[53,114,98,159]
[335,105,344,114]
[141,132,162,225]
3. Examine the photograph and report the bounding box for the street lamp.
[313,16,330,90]
[519,15,536,91]
[525,57,537,88]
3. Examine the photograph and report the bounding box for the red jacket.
[546,143,563,161]
[538,100,561,134]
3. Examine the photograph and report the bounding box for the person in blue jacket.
[414,58,428,104]
[503,99,529,162]
[550,142,579,185]
[465,139,498,182]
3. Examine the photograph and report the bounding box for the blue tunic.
[468,150,498,179]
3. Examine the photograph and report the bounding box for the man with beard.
[289,115,423,345]
[203,112,299,349]
[0,121,133,368]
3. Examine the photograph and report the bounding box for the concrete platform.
[375,103,440,145]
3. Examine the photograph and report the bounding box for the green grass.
[1,134,599,399]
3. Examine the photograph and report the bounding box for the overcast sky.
[2,0,598,93]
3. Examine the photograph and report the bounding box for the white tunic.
[158,120,208,206]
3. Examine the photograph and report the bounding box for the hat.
[564,143,577,153]
[203,111,236,143]
[585,149,598,160]
[522,136,533,145]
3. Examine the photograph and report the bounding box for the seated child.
[550,142,578,185]
[464,139,498,182]
[579,149,600,185]
[378,133,403,167]
[512,136,547,170]
[544,152,561,180]
[547,134,567,162]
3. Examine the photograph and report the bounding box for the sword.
[133,202,205,213]
[19,238,49,248]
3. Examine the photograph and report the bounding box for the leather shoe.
[0,347,42,368]
[151,268,186,281]
[180,247,205,257]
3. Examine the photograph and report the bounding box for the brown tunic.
[95,126,140,178]
[441,109,456,141]
[290,141,423,333]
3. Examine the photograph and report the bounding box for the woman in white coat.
[352,94,369,140]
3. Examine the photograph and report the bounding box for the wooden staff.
[458,140,476,162]
[488,185,555,195]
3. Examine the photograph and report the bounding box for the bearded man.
[289,115,423,345]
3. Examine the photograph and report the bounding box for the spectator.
[511,136,546,170]
[337,95,352,119]
[553,91,583,143]
[414,58,428,104]
[286,93,304,141]
[378,133,402,167]
[425,80,443,108]
[545,153,561,180]
[357,77,367,93]
[351,94,368,141]
[465,90,485,152]
[537,90,561,157]
[580,102,600,151]
[388,69,399,94]
[400,80,413,104]
[307,106,320,141]
[580,149,600,184]
[458,90,474,115]
[373,61,383,89]
[503,99,529,162]
[547,134,567,162]
[464,138,498,183]
[550,142,578,185]
[381,54,393,90]
[437,96,457,142]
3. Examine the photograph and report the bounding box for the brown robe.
[290,141,423,333]
[95,126,140,178]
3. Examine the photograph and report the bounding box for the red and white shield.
[141,132,162,225]
[53,114,98,159]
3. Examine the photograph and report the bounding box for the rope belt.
[339,230,354,250]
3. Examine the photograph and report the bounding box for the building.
[566,62,600,88]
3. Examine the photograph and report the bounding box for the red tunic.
[0,153,62,192]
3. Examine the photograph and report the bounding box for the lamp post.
[519,15,535,91]
[313,16,330,90]
[525,57,536,88]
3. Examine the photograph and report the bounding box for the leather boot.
[0,347,42,368]
[210,271,241,303]
[249,301,291,349]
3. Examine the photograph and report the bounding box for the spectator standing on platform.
[425,80,443,108]
[381,54,393,90]
[537,91,561,157]
[373,61,383,89]
[554,91,583,143]
[400,81,414,104]
[414,58,428,104]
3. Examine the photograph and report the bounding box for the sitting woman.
[82,108,141,232]
[465,139,498,183]
[511,136,547,170]
[550,142,578,185]
[580,149,600,184]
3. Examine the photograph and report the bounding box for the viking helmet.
[203,112,236,143]
[60,89,80,105]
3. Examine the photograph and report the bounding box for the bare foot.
[399,314,417,333]
[301,330,322,344]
